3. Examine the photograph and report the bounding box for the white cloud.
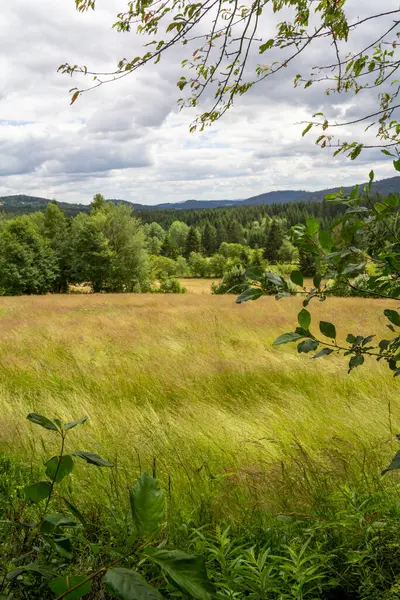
[0,0,398,205]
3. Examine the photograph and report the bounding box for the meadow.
[3,289,400,599]
[1,289,399,523]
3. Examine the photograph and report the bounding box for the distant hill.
[2,175,400,215]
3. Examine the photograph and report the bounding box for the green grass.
[0,291,399,526]
[3,291,400,598]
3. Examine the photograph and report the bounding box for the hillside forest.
[0,192,349,296]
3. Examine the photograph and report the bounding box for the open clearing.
[1,292,399,523]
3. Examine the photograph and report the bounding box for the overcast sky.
[0,0,398,205]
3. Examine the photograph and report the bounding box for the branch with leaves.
[61,1,400,157]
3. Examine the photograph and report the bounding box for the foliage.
[0,413,214,600]
[158,277,187,293]
[0,216,58,296]
[61,2,400,158]
[211,266,248,295]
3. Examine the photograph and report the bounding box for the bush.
[159,278,187,293]
[211,266,248,294]
[325,278,352,297]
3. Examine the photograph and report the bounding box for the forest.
[0,192,348,296]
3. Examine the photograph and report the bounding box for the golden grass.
[178,278,220,293]
[0,291,399,522]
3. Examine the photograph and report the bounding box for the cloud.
[0,0,398,205]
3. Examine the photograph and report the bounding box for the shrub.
[211,266,248,294]
[159,278,187,293]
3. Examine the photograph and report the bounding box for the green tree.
[0,217,58,296]
[91,193,107,213]
[43,202,71,292]
[184,226,202,259]
[168,221,190,255]
[298,247,316,277]
[160,236,179,259]
[209,253,227,277]
[150,256,179,279]
[145,222,166,256]
[71,213,112,292]
[202,223,217,256]
[105,204,150,292]
[264,220,284,263]
[226,220,244,245]
[216,223,227,248]
[188,252,209,277]
[277,239,299,264]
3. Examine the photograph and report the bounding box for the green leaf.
[393,159,400,172]
[348,355,364,373]
[306,217,319,236]
[63,498,87,527]
[7,563,55,581]
[64,416,88,430]
[40,513,76,534]
[45,455,74,483]
[72,451,113,467]
[49,575,91,600]
[297,339,318,353]
[235,287,264,304]
[297,309,311,331]
[70,91,80,105]
[384,309,400,327]
[24,481,51,503]
[51,536,73,559]
[382,450,400,475]
[130,473,165,538]
[312,348,334,359]
[318,230,333,251]
[301,123,312,137]
[313,274,322,289]
[27,413,58,431]
[272,332,304,346]
[290,270,303,287]
[319,321,336,339]
[104,568,164,599]
[145,549,215,600]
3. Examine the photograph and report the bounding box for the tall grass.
[0,292,399,527]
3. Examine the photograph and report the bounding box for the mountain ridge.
[1,176,400,214]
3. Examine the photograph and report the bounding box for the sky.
[0,0,399,205]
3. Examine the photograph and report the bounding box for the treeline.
[0,193,339,295]
[137,199,345,231]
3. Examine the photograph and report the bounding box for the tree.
[0,217,58,295]
[184,226,202,258]
[277,239,298,264]
[160,236,179,259]
[202,223,217,256]
[105,204,150,292]
[226,221,244,245]
[150,256,179,280]
[264,220,284,263]
[42,202,71,292]
[168,221,190,255]
[145,222,166,255]
[188,252,209,277]
[298,247,316,277]
[209,253,227,277]
[91,193,107,213]
[71,213,112,292]
[63,3,400,157]
[216,223,227,249]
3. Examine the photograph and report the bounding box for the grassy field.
[178,277,220,293]
[0,289,400,528]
